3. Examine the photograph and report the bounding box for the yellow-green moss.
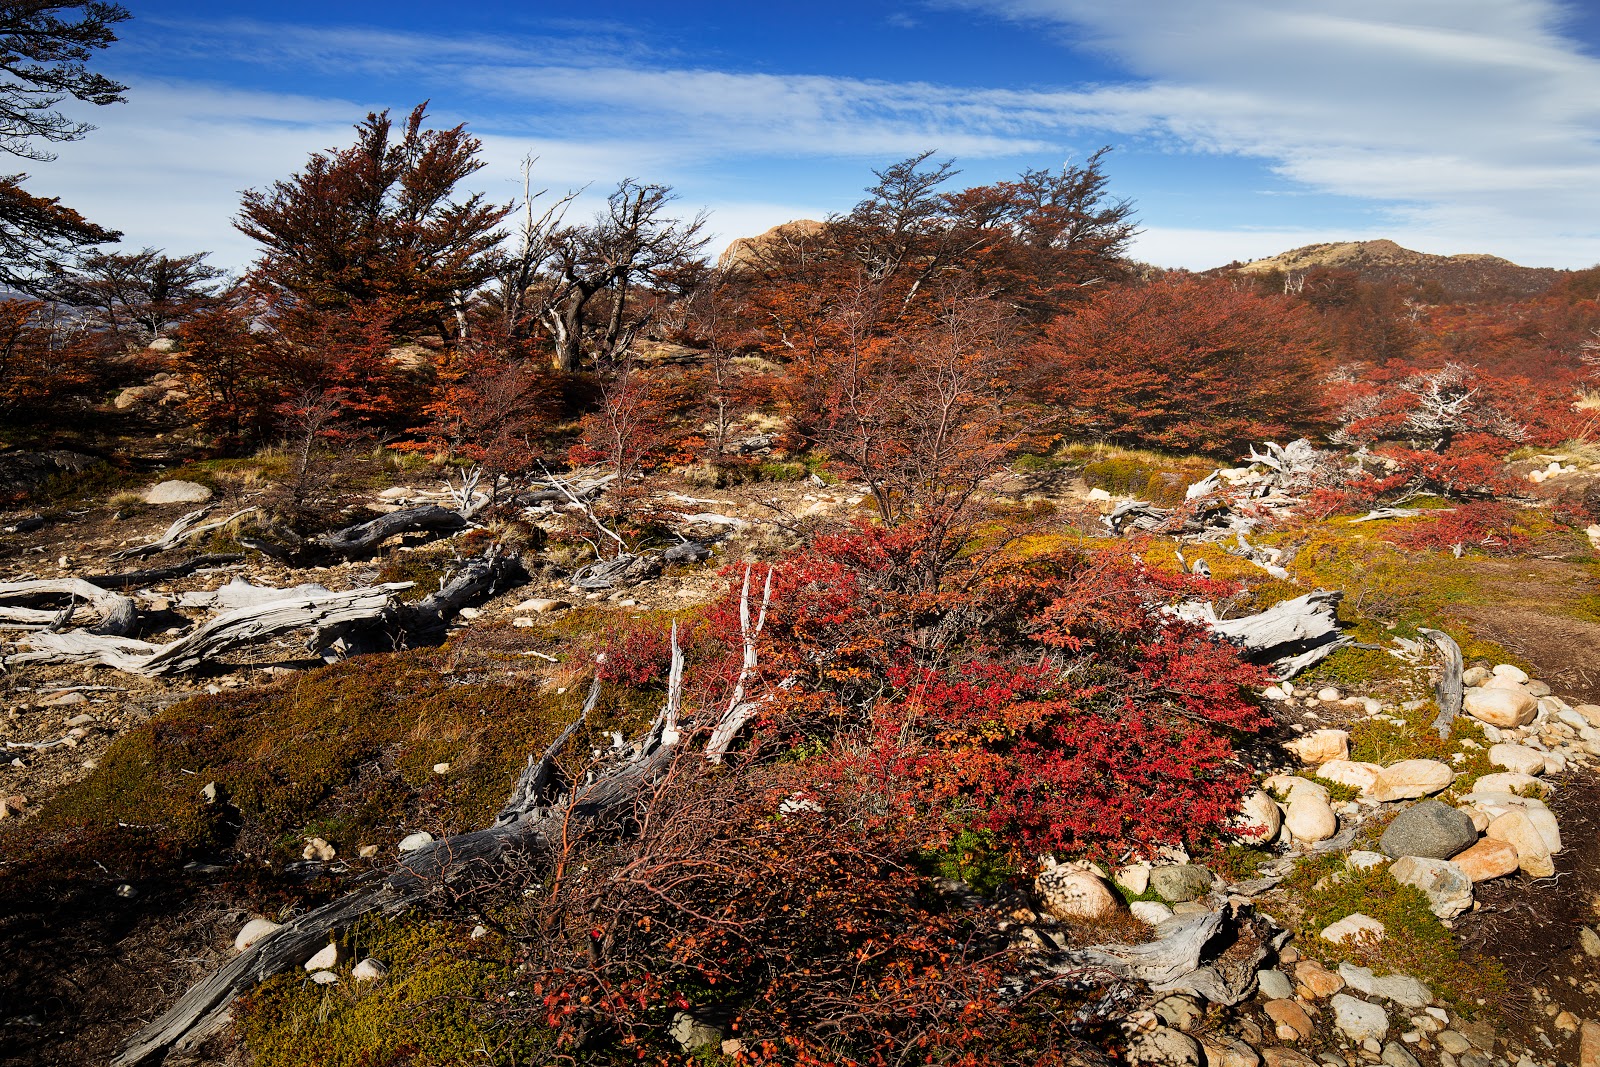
[1280,855,1506,1011]
[238,916,550,1067]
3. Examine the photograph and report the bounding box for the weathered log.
[393,548,526,636]
[1172,590,1350,678]
[8,584,411,675]
[110,507,258,561]
[1420,627,1464,739]
[87,554,246,589]
[313,505,467,559]
[175,578,333,612]
[0,578,138,637]
[570,553,662,591]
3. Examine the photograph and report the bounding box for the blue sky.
[35,1,1600,273]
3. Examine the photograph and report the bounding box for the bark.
[1421,627,1464,739]
[86,554,246,590]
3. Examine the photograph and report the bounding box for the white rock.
[1265,774,1329,801]
[1232,790,1282,844]
[1318,687,1342,702]
[432,762,450,774]
[1285,789,1338,843]
[1331,993,1390,1042]
[301,837,336,862]
[1115,863,1152,895]
[1322,913,1386,945]
[1087,487,1112,502]
[1464,687,1537,728]
[1369,760,1454,802]
[378,486,414,500]
[1131,900,1175,925]
[398,831,435,853]
[234,918,281,952]
[1491,663,1529,684]
[1347,850,1388,870]
[304,942,343,971]
[1388,856,1473,919]
[1287,729,1350,765]
[1488,743,1547,776]
[1319,759,1384,792]
[1472,771,1543,796]
[352,957,389,982]
[1262,685,1289,701]
[310,970,340,985]
[514,597,571,614]
[142,480,212,504]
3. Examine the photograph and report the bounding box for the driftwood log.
[110,507,258,561]
[114,566,772,1066]
[0,578,138,636]
[1173,590,1351,678]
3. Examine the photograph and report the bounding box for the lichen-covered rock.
[1149,864,1213,903]
[1388,856,1473,918]
[1379,799,1477,859]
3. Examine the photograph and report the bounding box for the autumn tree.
[1035,273,1329,455]
[0,2,130,292]
[48,247,223,340]
[235,102,512,339]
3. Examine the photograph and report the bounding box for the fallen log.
[313,505,467,559]
[86,554,246,589]
[0,578,139,637]
[1172,590,1351,678]
[110,507,258,562]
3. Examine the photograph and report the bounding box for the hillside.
[1229,239,1561,301]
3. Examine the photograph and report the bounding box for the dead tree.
[110,507,259,561]
[0,578,138,636]
[1171,590,1351,678]
[1420,627,1464,739]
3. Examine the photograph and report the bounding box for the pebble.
[432,762,450,774]
[304,942,343,971]
[310,970,340,985]
[234,918,281,951]
[1381,1043,1421,1067]
[398,831,435,853]
[1266,999,1315,1041]
[1322,913,1386,945]
[352,957,388,982]
[301,837,336,862]
[1257,968,1295,1000]
[1581,926,1600,957]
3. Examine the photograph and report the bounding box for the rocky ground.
[1,445,1599,1067]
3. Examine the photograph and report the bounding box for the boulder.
[1284,789,1338,844]
[1471,770,1543,795]
[1115,862,1152,895]
[1451,838,1519,882]
[1388,856,1473,918]
[1035,865,1120,921]
[1233,789,1282,844]
[1321,913,1386,945]
[1463,687,1537,728]
[1486,810,1555,876]
[1379,799,1478,859]
[1317,759,1383,792]
[1286,729,1349,765]
[1125,1026,1203,1066]
[234,918,281,952]
[1337,963,1432,1007]
[1491,663,1529,684]
[142,480,212,505]
[1487,743,1548,776]
[1330,993,1389,1042]
[1368,759,1453,802]
[1149,864,1212,903]
[1151,994,1203,1032]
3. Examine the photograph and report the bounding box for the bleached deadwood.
[391,548,526,637]
[1103,499,1171,535]
[176,578,333,611]
[109,507,259,562]
[0,578,138,636]
[1420,627,1464,739]
[706,565,774,762]
[570,553,662,591]
[8,585,412,675]
[1172,590,1351,679]
[116,577,770,1067]
[313,505,467,559]
[540,465,626,556]
[675,511,748,528]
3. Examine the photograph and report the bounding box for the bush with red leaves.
[1394,500,1530,555]
[587,619,671,688]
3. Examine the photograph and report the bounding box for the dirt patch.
[1455,775,1600,1063]
[1447,556,1600,704]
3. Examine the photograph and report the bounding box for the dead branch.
[1420,627,1464,739]
[313,505,468,559]
[110,507,259,562]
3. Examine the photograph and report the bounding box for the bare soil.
[1448,556,1600,704]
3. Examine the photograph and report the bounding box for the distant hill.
[1226,239,1560,301]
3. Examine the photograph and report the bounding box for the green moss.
[1081,456,1213,506]
[1205,845,1274,882]
[1347,701,1493,795]
[238,916,552,1067]
[1310,777,1361,804]
[921,827,1017,897]
[1280,856,1506,1010]
[40,652,599,863]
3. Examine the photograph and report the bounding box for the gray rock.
[1379,800,1478,859]
[1387,856,1473,919]
[1151,994,1203,1032]
[1330,994,1389,1042]
[668,1011,722,1051]
[1380,1043,1421,1067]
[142,479,212,505]
[1337,963,1433,1007]
[662,541,711,563]
[1125,1026,1203,1066]
[1257,967,1295,1000]
[1436,1031,1472,1054]
[1149,864,1213,903]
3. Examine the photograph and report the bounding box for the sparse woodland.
[6,7,1600,1067]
